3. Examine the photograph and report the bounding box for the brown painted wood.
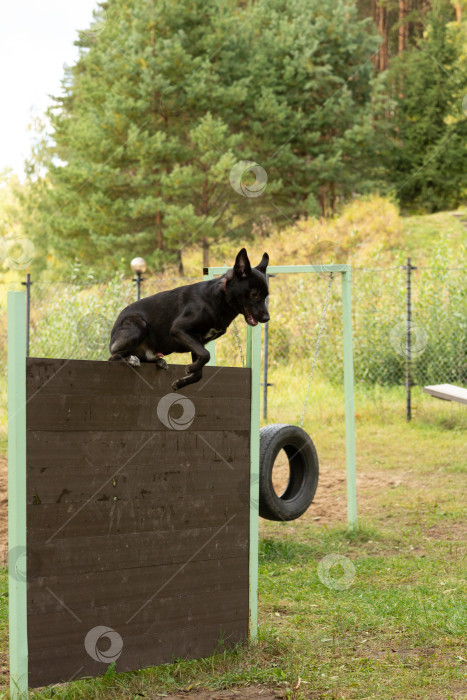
[27,497,249,542]
[28,556,248,612]
[27,462,249,504]
[25,357,251,688]
[28,619,248,687]
[27,393,250,431]
[27,586,249,652]
[26,429,250,468]
[27,523,249,573]
[26,358,251,399]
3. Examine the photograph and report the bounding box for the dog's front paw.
[127,355,141,367]
[156,357,168,370]
[171,379,181,391]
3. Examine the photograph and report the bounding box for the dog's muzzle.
[244,310,258,327]
[244,308,269,326]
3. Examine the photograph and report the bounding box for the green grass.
[258,531,466,693]
[402,209,467,257]
[0,378,466,699]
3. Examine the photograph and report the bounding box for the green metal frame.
[8,291,28,700]
[8,266,356,686]
[205,264,357,638]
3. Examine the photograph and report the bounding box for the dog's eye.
[250,290,260,300]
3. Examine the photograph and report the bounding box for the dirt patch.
[270,454,404,526]
[425,521,467,541]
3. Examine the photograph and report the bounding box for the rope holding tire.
[259,423,319,521]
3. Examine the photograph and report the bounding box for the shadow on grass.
[259,523,383,564]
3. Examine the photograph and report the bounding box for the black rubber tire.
[259,423,319,521]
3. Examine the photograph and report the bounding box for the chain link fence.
[251,266,466,422]
[0,265,465,435]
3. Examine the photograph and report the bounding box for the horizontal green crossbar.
[208,264,350,275]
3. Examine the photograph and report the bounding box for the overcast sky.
[1,0,100,177]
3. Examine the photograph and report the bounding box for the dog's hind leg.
[109,314,148,366]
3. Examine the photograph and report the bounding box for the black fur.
[109,248,269,390]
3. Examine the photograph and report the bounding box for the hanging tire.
[259,423,319,521]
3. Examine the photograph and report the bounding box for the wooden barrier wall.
[26,358,251,687]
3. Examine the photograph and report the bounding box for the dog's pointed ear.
[256,252,269,274]
[234,248,251,278]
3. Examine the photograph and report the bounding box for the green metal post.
[203,271,216,366]
[246,326,252,367]
[8,291,28,699]
[341,270,357,529]
[247,323,261,638]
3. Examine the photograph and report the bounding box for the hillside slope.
[181,196,467,275]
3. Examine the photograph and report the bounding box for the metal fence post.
[341,268,357,530]
[134,271,143,300]
[262,273,270,420]
[403,258,417,421]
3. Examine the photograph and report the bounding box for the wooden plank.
[26,393,250,431]
[27,586,248,652]
[28,496,249,541]
[28,557,248,612]
[28,619,248,687]
[26,429,250,468]
[27,462,249,504]
[423,383,467,405]
[27,524,248,574]
[26,358,251,400]
[25,357,251,688]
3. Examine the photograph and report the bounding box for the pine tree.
[27,0,384,275]
[387,7,467,210]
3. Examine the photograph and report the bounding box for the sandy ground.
[269,449,402,526]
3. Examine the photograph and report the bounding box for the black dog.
[109,248,270,390]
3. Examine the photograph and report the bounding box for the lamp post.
[131,257,147,300]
